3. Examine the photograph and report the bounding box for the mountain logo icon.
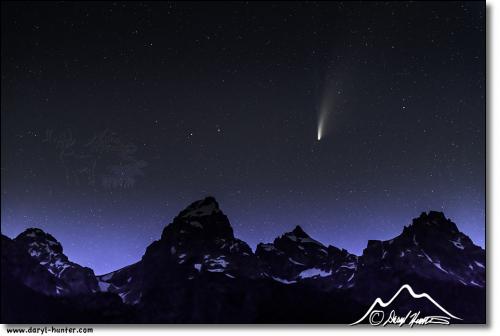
[350,284,462,327]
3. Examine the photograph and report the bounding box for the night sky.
[1,2,485,275]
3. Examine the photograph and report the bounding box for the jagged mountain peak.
[277,225,323,248]
[404,211,459,234]
[176,196,221,218]
[255,224,358,287]
[15,228,63,254]
[12,228,98,295]
[161,196,234,241]
[136,197,260,292]
[290,225,309,238]
[359,210,485,289]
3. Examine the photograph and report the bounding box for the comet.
[317,115,324,141]
[317,92,333,141]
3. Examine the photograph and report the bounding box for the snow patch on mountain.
[98,281,111,291]
[299,268,332,279]
[288,257,305,266]
[432,261,449,274]
[474,261,485,269]
[271,276,297,284]
[449,237,464,250]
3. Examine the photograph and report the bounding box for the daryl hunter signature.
[350,284,462,327]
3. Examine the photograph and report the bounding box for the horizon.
[1,197,485,275]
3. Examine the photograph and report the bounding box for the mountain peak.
[162,196,234,241]
[17,227,55,239]
[12,228,98,295]
[177,196,221,219]
[406,211,459,233]
[15,228,63,254]
[291,225,309,238]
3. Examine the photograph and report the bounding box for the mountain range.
[1,196,486,324]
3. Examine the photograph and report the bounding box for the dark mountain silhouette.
[1,197,486,324]
[255,225,357,289]
[1,234,134,323]
[14,228,98,295]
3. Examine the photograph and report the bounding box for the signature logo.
[350,284,461,327]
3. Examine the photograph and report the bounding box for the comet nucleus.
[317,118,323,141]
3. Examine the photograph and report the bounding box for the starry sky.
[1,2,485,275]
